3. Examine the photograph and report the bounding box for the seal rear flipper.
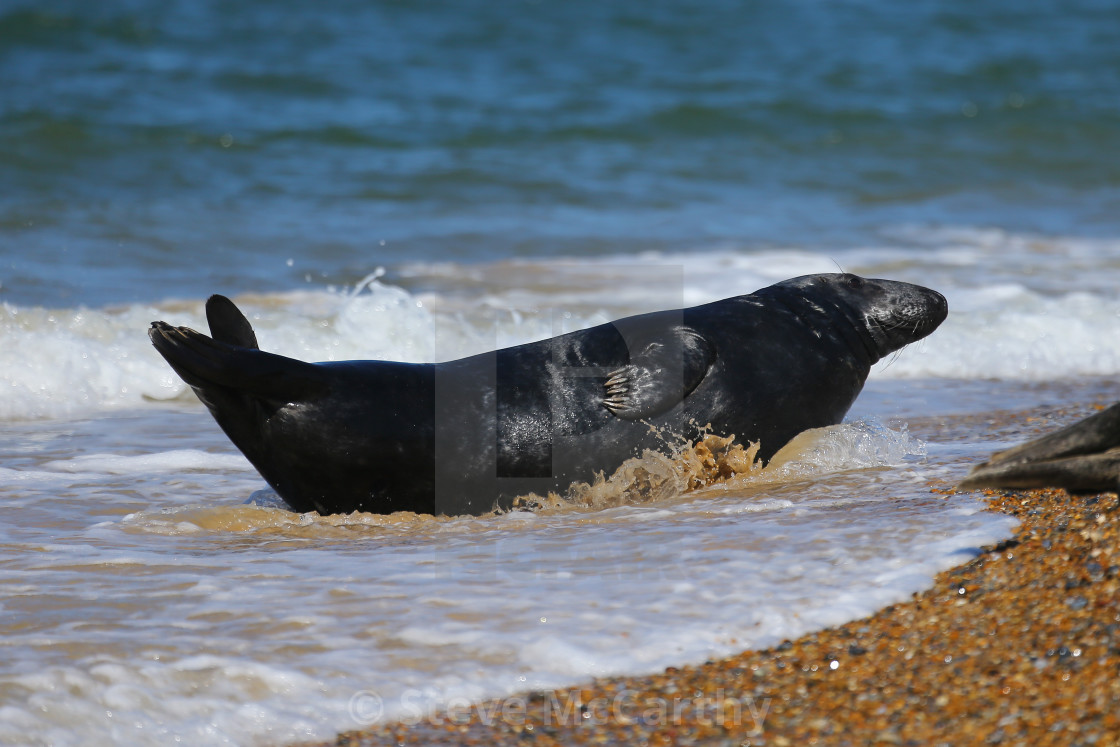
[603,327,716,420]
[148,321,327,403]
[206,294,259,350]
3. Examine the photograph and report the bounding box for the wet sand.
[305,482,1120,746]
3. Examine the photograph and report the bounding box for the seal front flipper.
[206,294,259,349]
[603,327,716,420]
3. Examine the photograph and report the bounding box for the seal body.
[149,273,947,516]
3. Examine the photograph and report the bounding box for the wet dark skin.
[149,274,947,516]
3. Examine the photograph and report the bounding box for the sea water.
[3,1,1120,744]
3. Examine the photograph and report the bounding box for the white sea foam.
[0,492,1014,746]
[2,229,1118,421]
[0,406,1016,745]
[767,420,927,475]
[43,450,252,474]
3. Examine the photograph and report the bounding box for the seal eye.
[846,275,864,290]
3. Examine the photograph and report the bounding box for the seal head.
[763,273,947,363]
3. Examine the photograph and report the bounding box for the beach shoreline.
[306,484,1120,746]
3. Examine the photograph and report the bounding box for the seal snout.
[856,278,948,359]
[908,287,949,335]
[914,286,949,330]
[927,288,949,323]
[769,272,949,360]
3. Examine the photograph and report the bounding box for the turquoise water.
[3,2,1120,743]
[3,0,1119,306]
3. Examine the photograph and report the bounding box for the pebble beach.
[308,397,1120,747]
[313,483,1120,747]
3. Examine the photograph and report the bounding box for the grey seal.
[149,273,947,516]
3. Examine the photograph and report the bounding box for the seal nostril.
[931,291,949,319]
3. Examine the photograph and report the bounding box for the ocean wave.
[3,232,1120,420]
